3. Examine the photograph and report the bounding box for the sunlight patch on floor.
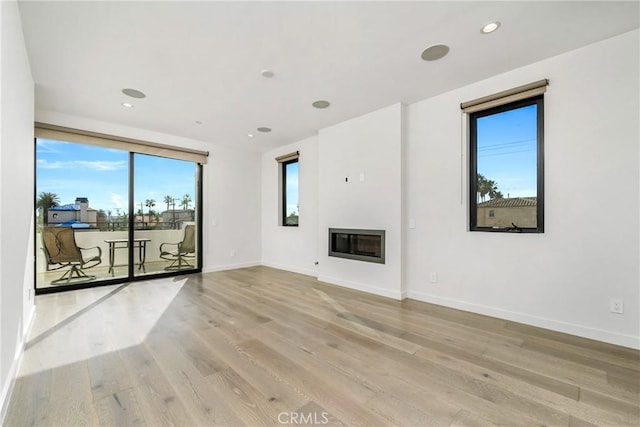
[19,277,187,377]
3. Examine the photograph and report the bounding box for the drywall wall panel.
[0,0,35,417]
[318,103,405,299]
[262,136,319,276]
[406,30,639,348]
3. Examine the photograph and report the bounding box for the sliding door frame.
[34,137,204,295]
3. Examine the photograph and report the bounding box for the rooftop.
[478,197,537,208]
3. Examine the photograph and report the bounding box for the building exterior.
[161,209,195,228]
[477,197,537,228]
[48,197,98,227]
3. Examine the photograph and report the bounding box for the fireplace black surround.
[328,228,385,264]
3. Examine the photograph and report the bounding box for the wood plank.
[449,409,498,427]
[88,350,135,403]
[48,360,100,426]
[2,369,53,426]
[414,345,637,426]
[208,367,284,426]
[192,324,310,415]
[246,322,380,405]
[237,338,389,426]
[521,338,640,382]
[142,330,244,426]
[117,344,198,426]
[93,387,145,426]
[220,274,422,354]
[483,342,638,404]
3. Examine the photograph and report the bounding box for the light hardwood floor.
[4,266,639,426]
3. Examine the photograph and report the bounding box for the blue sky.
[36,139,196,215]
[285,161,299,216]
[476,104,537,198]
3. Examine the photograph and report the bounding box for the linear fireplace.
[328,228,385,264]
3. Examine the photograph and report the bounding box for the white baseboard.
[0,305,36,424]
[318,274,405,301]
[407,290,640,350]
[202,261,261,274]
[261,261,317,278]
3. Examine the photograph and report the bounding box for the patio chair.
[41,227,102,284]
[159,224,196,270]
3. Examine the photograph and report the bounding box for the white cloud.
[35,139,69,154]
[37,159,127,171]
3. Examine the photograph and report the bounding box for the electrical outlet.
[230,249,236,257]
[610,298,624,314]
[429,272,438,284]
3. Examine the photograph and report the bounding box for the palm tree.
[36,192,60,225]
[181,194,192,210]
[163,195,173,212]
[145,199,156,218]
[477,174,503,202]
[489,188,504,200]
[477,174,490,202]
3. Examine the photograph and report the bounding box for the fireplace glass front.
[328,228,385,264]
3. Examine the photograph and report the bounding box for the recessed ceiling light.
[122,88,146,98]
[481,21,501,34]
[121,102,133,108]
[261,69,275,78]
[421,44,450,61]
[312,100,331,109]
[248,133,254,138]
[257,127,272,133]
[195,120,202,125]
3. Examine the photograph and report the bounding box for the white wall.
[35,111,263,274]
[317,103,406,300]
[0,0,36,418]
[204,144,262,272]
[406,30,639,348]
[261,136,319,276]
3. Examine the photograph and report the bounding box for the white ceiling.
[18,1,639,152]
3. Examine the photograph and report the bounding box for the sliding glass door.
[133,154,199,277]
[35,137,201,292]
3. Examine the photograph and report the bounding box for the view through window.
[35,138,200,291]
[469,96,544,232]
[283,159,299,226]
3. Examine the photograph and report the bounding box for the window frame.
[281,158,299,227]
[33,133,204,295]
[469,95,545,233]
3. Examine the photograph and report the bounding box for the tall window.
[276,151,299,227]
[468,95,544,233]
[282,159,299,226]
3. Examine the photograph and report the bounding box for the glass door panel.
[35,138,130,289]
[133,154,199,277]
